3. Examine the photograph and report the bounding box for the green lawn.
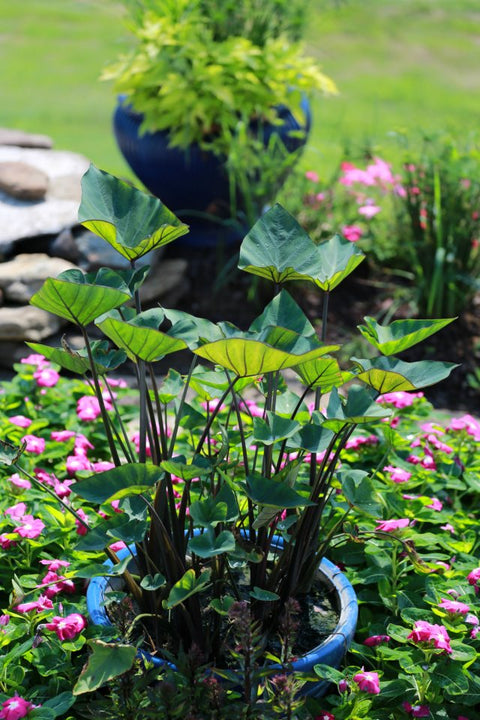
[2,0,480,181]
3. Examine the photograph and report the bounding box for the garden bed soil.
[163,242,480,412]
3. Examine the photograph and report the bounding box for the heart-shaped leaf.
[357,316,457,356]
[310,234,365,291]
[73,464,162,504]
[188,529,236,558]
[73,640,136,694]
[97,315,187,363]
[249,289,317,337]
[246,473,313,509]
[26,341,126,376]
[353,357,459,393]
[78,165,189,260]
[293,357,346,391]
[164,569,211,609]
[252,412,300,445]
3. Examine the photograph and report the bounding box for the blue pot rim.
[87,543,357,673]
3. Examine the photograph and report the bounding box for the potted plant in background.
[102,0,336,246]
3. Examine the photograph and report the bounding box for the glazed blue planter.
[87,545,357,698]
[112,97,311,248]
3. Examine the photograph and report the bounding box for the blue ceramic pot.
[112,97,311,247]
[87,546,357,698]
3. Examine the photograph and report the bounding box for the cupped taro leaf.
[188,528,236,559]
[249,289,317,338]
[357,316,457,356]
[73,640,136,695]
[78,164,189,260]
[310,234,365,291]
[161,455,212,480]
[322,386,391,431]
[189,486,239,527]
[286,416,334,453]
[352,356,459,393]
[162,308,223,349]
[193,326,335,377]
[30,269,131,326]
[164,568,212,609]
[238,203,320,284]
[26,340,126,376]
[293,356,347,392]
[72,463,163,504]
[252,412,300,446]
[246,471,314,510]
[97,313,187,363]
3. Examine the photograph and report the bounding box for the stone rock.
[49,228,82,264]
[0,146,90,254]
[76,228,154,270]
[0,305,67,342]
[139,258,189,305]
[0,128,53,149]
[0,253,77,304]
[0,161,49,201]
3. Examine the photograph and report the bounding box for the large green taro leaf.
[78,165,189,260]
[352,356,459,393]
[165,569,212,610]
[97,315,187,363]
[252,412,300,446]
[293,357,346,391]
[188,528,236,559]
[26,340,126,376]
[238,204,320,283]
[163,308,223,349]
[322,386,390,431]
[310,234,365,291]
[30,270,130,326]
[249,289,317,338]
[73,640,136,695]
[246,472,314,509]
[357,316,457,356]
[72,463,162,504]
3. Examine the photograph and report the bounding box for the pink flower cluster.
[376,391,424,409]
[353,670,380,694]
[3,502,45,541]
[402,702,430,718]
[375,518,410,533]
[407,620,452,653]
[0,696,38,720]
[45,612,87,641]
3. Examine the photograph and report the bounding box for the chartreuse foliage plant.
[0,164,465,716]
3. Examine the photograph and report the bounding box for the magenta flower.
[8,415,32,428]
[314,713,335,720]
[75,508,90,536]
[77,394,112,421]
[407,620,452,653]
[338,679,348,693]
[33,367,59,387]
[15,595,53,614]
[441,523,455,533]
[0,696,37,720]
[447,414,480,441]
[375,518,410,532]
[0,534,17,549]
[14,515,45,539]
[426,497,443,512]
[402,702,430,717]
[50,430,76,442]
[45,613,87,641]
[92,460,116,473]
[342,225,364,242]
[353,670,380,694]
[66,454,93,476]
[305,170,319,183]
[439,598,470,615]
[74,433,95,455]
[5,502,27,520]
[21,434,45,455]
[383,465,411,483]
[358,203,381,218]
[109,540,127,552]
[467,567,480,592]
[53,478,75,499]
[20,353,47,366]
[34,469,56,487]
[345,435,378,449]
[376,391,423,408]
[363,634,390,647]
[8,473,31,491]
[0,614,10,627]
[39,559,70,572]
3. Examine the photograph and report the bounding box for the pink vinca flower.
[363,634,390,647]
[353,670,380,694]
[5,502,27,520]
[51,430,76,442]
[375,518,410,532]
[402,702,430,718]
[33,367,59,387]
[21,434,45,455]
[383,465,411,483]
[66,454,93,476]
[426,497,443,512]
[341,225,364,242]
[45,613,87,641]
[8,415,32,428]
[376,391,423,408]
[15,595,53,614]
[305,170,319,183]
[439,598,470,615]
[467,568,480,592]
[21,353,47,367]
[358,203,381,218]
[0,696,37,720]
[8,473,31,491]
[14,516,45,539]
[407,620,452,653]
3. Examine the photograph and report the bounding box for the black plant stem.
[168,356,197,457]
[102,376,136,464]
[81,327,121,466]
[148,363,169,460]
[194,375,239,455]
[309,289,330,486]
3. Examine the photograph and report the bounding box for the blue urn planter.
[87,546,357,698]
[112,97,312,248]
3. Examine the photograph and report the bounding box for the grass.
[1,0,480,181]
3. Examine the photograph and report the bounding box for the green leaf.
[163,308,223,349]
[340,471,383,516]
[30,272,130,326]
[238,204,320,284]
[73,464,162,504]
[78,164,189,260]
[311,234,365,291]
[161,456,212,480]
[249,289,317,338]
[0,438,25,465]
[293,356,346,391]
[164,569,212,609]
[252,412,300,445]
[353,356,459,392]
[41,692,76,718]
[313,663,346,683]
[434,662,470,694]
[246,472,313,509]
[322,386,390,431]
[358,316,457,356]
[140,573,166,591]
[97,314,187,363]
[188,529,236,558]
[73,640,136,694]
[250,587,280,601]
[26,340,126,376]
[190,489,238,527]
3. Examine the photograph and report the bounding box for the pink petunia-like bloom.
[73,433,95,455]
[34,469,57,487]
[358,203,381,219]
[402,702,430,718]
[45,613,87,641]
[383,465,411,483]
[37,571,75,598]
[21,434,45,455]
[353,670,380,694]
[441,523,455,533]
[426,497,443,512]
[8,415,32,428]
[376,391,424,408]
[467,567,480,593]
[407,620,452,653]
[447,414,480,441]
[53,479,75,499]
[33,367,59,387]
[75,508,90,536]
[5,502,27,520]
[363,634,390,647]
[375,518,410,532]
[51,430,76,442]
[39,559,70,572]
[341,224,364,242]
[8,473,31,491]
[105,376,128,389]
[92,460,116,473]
[66,454,93,476]
[15,594,53,614]
[20,353,48,367]
[345,435,379,450]
[0,696,37,720]
[14,515,45,540]
[77,394,113,421]
[109,540,127,553]
[315,713,335,720]
[305,170,319,183]
[439,597,470,615]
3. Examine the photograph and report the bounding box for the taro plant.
[2,165,458,687]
